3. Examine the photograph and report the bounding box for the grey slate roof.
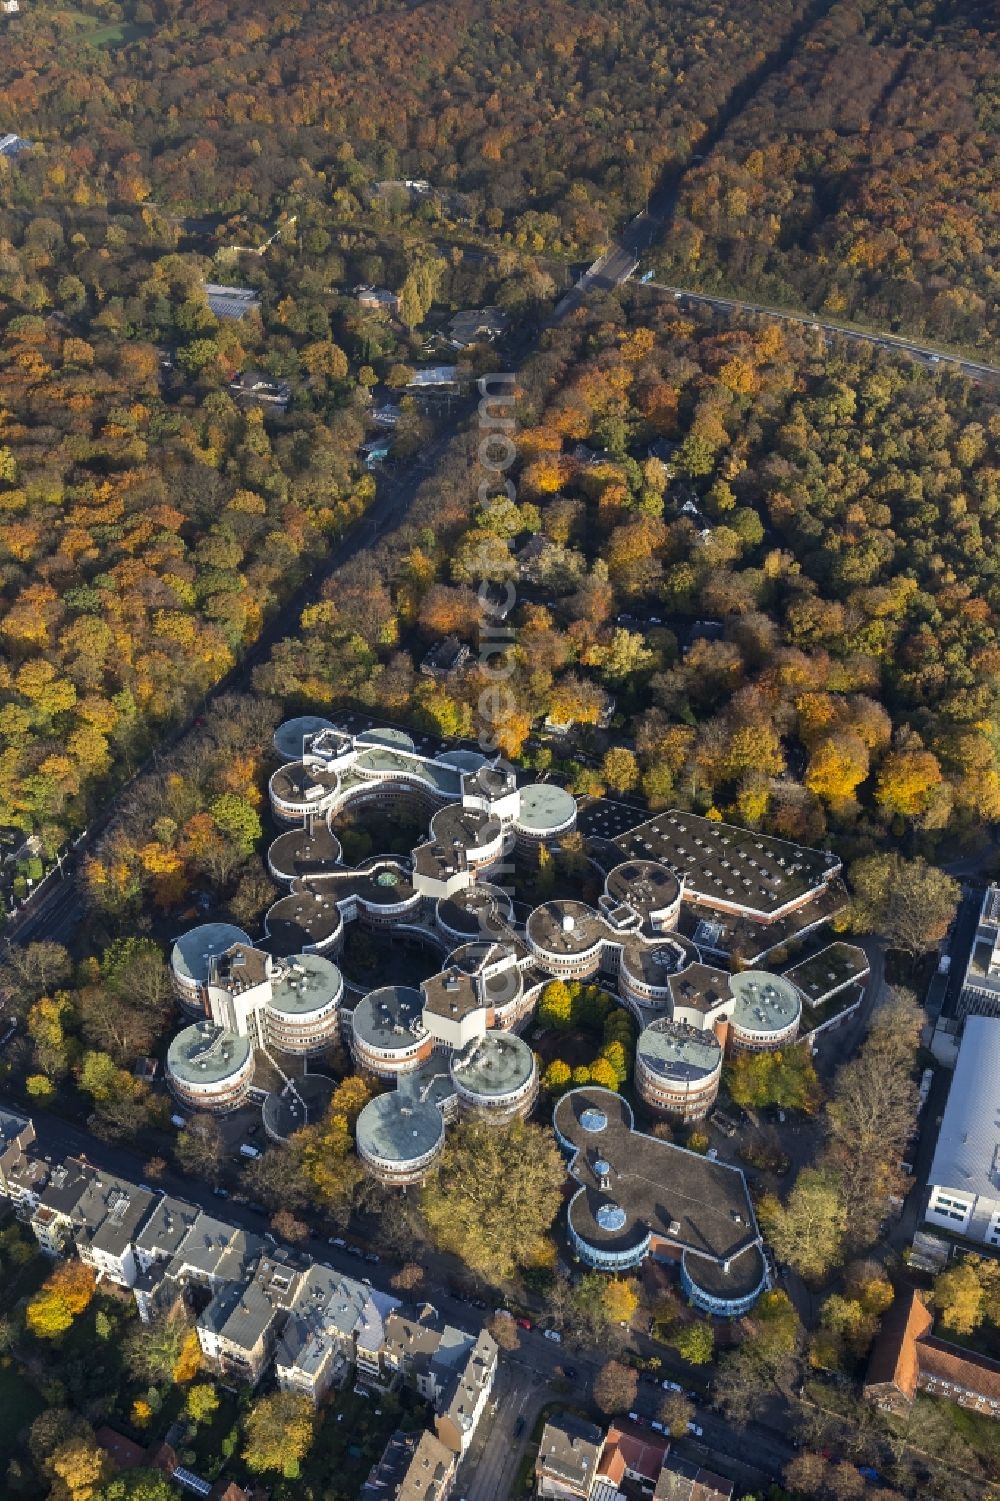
[928,1014,1000,1203]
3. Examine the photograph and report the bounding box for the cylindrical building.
[166,1022,254,1113]
[350,986,432,1077]
[355,1093,445,1186]
[605,860,683,931]
[170,923,251,1013]
[435,884,514,947]
[272,716,336,763]
[513,783,577,849]
[264,953,343,1056]
[634,1019,722,1123]
[728,970,802,1053]
[449,1033,538,1124]
[526,900,606,980]
[618,933,701,1015]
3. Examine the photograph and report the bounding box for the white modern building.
[926,1015,1000,1246]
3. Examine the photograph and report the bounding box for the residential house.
[0,131,30,155]
[197,1275,285,1387]
[535,1413,605,1500]
[275,1261,398,1404]
[30,1158,94,1256]
[598,1426,669,1492]
[433,1327,497,1457]
[654,1456,734,1501]
[357,286,401,316]
[381,1307,497,1457]
[229,370,292,411]
[398,1430,457,1500]
[420,637,470,680]
[0,1106,35,1196]
[203,283,261,320]
[447,308,508,349]
[71,1173,156,1287]
[865,1288,1000,1419]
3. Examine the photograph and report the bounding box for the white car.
[543,1329,562,1343]
[662,1379,683,1392]
[688,1422,704,1437]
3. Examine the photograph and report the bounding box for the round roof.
[268,953,343,1016]
[580,1107,608,1134]
[449,1033,535,1098]
[516,782,577,832]
[526,899,606,956]
[167,1022,252,1085]
[637,1018,722,1083]
[273,716,336,761]
[730,970,802,1034]
[171,924,251,985]
[606,859,682,914]
[352,985,426,1050]
[436,748,487,772]
[357,725,415,752]
[436,883,514,939]
[356,1092,445,1163]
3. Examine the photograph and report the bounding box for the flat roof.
[269,953,342,1016]
[353,985,427,1050]
[269,760,340,806]
[606,859,682,916]
[929,1015,1000,1201]
[554,1087,758,1266]
[782,942,869,1004]
[621,933,701,990]
[273,716,335,760]
[357,726,415,751]
[614,810,839,917]
[351,745,460,796]
[171,923,251,984]
[356,1093,444,1162]
[265,884,343,956]
[167,1022,252,1085]
[450,1033,535,1097]
[435,884,513,938]
[668,962,732,1015]
[636,1019,722,1083]
[527,899,607,956]
[436,749,487,772]
[429,804,501,852]
[729,970,801,1033]
[267,820,343,880]
[516,782,577,832]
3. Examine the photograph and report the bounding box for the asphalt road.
[644,282,1000,383]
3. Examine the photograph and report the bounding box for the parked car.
[212,1186,229,1198]
[650,1421,666,1434]
[687,1422,704,1437]
[543,1329,562,1343]
[364,1252,381,1264]
[514,1417,526,1439]
[328,1236,346,1247]
[662,1379,683,1392]
[516,1317,532,1330]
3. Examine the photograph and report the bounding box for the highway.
[643,282,1000,383]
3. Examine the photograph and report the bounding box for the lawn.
[0,1362,46,1463]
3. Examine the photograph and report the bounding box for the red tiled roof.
[601,1426,670,1483]
[95,1428,147,1473]
[864,1288,933,1400]
[919,1338,1000,1402]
